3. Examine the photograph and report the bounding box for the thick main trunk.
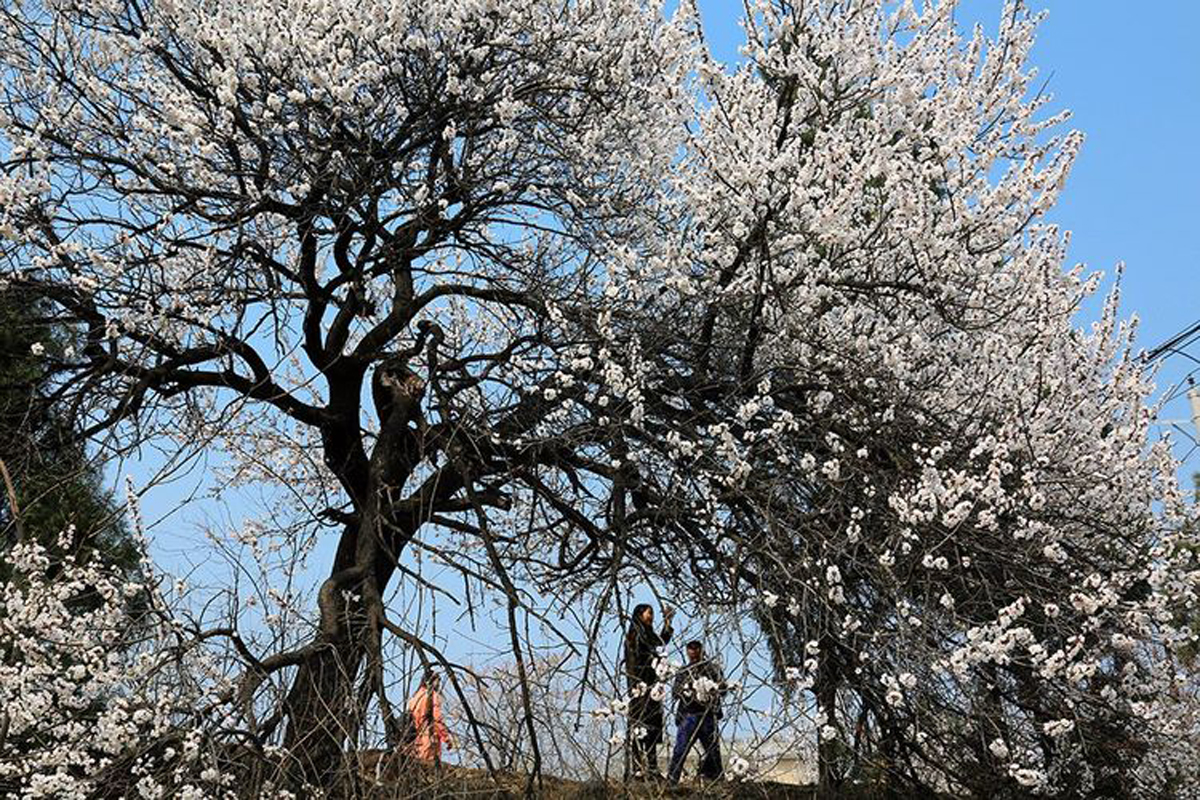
[279,365,418,785]
[281,631,366,785]
[280,521,379,787]
[279,475,463,784]
[278,360,475,787]
[280,510,419,784]
[280,501,404,786]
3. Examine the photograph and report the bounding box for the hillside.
[351,763,835,800]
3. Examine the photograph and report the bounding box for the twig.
[0,458,26,542]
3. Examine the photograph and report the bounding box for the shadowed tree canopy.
[0,287,137,575]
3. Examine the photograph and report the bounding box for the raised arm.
[660,606,676,645]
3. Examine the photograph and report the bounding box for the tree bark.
[280,360,430,785]
[279,539,372,786]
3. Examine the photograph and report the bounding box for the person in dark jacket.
[623,602,674,779]
[667,640,725,783]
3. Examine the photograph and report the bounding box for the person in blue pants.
[667,640,726,783]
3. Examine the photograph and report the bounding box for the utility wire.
[1143,318,1200,364]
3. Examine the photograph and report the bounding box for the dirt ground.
[352,763,822,800]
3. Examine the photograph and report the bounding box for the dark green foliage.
[0,286,138,575]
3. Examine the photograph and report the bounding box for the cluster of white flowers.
[0,540,235,798]
[726,754,751,780]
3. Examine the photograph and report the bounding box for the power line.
[1143,319,1200,364]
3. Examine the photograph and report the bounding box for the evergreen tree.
[0,287,137,575]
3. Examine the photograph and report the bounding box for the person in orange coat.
[406,671,454,763]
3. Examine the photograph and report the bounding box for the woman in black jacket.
[623,602,674,779]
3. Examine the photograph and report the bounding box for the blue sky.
[695,0,1200,464]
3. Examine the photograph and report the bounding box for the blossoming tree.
[2,0,1198,796]
[0,0,700,787]
[566,1,1200,795]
